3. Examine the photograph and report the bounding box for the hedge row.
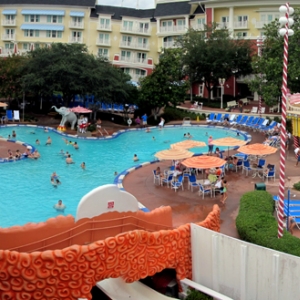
[236,191,300,256]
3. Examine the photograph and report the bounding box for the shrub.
[293,182,300,191]
[87,124,96,132]
[236,191,300,256]
[273,116,281,123]
[186,288,213,300]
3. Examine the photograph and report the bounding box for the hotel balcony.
[119,41,149,51]
[69,36,83,43]
[255,21,272,29]
[2,34,15,41]
[119,56,149,65]
[130,74,146,82]
[163,41,176,49]
[216,22,229,30]
[96,38,110,46]
[120,26,150,36]
[97,23,112,31]
[159,25,186,35]
[69,21,84,29]
[191,23,205,31]
[233,21,248,29]
[2,19,16,26]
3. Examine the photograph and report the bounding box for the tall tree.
[176,24,253,100]
[138,48,189,119]
[248,8,300,107]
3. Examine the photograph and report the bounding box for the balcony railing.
[191,23,205,30]
[69,21,84,29]
[233,21,248,29]
[69,36,83,43]
[2,34,15,41]
[130,74,146,82]
[163,41,176,49]
[119,56,148,64]
[96,39,110,46]
[159,25,186,33]
[255,21,272,29]
[97,23,111,31]
[121,26,150,35]
[2,19,16,26]
[120,41,149,50]
[216,22,229,29]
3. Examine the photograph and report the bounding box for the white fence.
[191,223,300,300]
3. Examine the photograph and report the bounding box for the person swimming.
[53,200,66,211]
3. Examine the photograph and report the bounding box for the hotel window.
[122,68,130,74]
[100,18,110,29]
[123,20,133,31]
[197,18,205,25]
[46,30,62,38]
[5,43,14,50]
[98,48,108,57]
[121,50,131,61]
[5,15,15,23]
[35,43,40,49]
[5,28,14,37]
[47,15,63,23]
[163,36,174,47]
[25,15,40,22]
[99,33,109,44]
[24,29,39,37]
[138,22,149,33]
[135,69,146,76]
[260,14,280,24]
[122,35,132,46]
[177,19,185,28]
[23,43,30,50]
[237,15,248,22]
[136,52,146,63]
[137,37,147,48]
[72,17,82,25]
[236,32,247,38]
[161,20,173,29]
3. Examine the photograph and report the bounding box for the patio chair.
[161,174,173,187]
[188,175,200,192]
[245,116,259,129]
[235,159,243,172]
[231,114,242,127]
[242,160,252,176]
[153,170,161,185]
[260,107,266,114]
[171,175,184,192]
[263,165,276,182]
[250,106,258,113]
[241,116,254,128]
[251,118,265,131]
[198,183,212,199]
[6,110,13,121]
[13,110,20,122]
[258,158,266,169]
[1,116,8,124]
[183,169,191,181]
[237,115,249,127]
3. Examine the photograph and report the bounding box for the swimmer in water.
[36,139,40,145]
[133,154,139,162]
[152,136,155,141]
[145,128,150,133]
[81,162,85,169]
[46,136,52,145]
[114,171,118,176]
[53,200,66,211]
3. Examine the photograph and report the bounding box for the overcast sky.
[98,0,156,9]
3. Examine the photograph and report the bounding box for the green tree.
[0,55,27,100]
[248,8,300,107]
[138,48,189,119]
[176,24,253,101]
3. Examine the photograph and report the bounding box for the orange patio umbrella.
[155,148,194,160]
[237,143,277,156]
[0,102,8,107]
[182,155,226,169]
[211,137,247,147]
[170,140,206,149]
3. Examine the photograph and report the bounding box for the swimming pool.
[0,125,248,228]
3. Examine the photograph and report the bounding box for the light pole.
[232,70,238,98]
[256,36,264,117]
[218,78,225,109]
[277,3,294,238]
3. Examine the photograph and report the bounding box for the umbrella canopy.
[211,137,247,147]
[70,106,92,113]
[171,140,206,149]
[0,102,8,107]
[237,143,277,155]
[182,155,226,169]
[155,148,194,160]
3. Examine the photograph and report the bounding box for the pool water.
[0,125,245,228]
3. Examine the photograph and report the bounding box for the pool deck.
[1,117,300,239]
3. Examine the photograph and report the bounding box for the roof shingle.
[154,1,191,17]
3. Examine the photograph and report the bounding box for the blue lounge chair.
[206,113,215,124]
[231,114,242,127]
[211,113,222,124]
[171,175,184,192]
[259,121,276,132]
[6,110,13,121]
[188,175,200,192]
[236,115,248,127]
[244,116,259,129]
[241,116,254,128]
[161,174,173,187]
[251,118,265,131]
[198,183,212,198]
[218,113,229,125]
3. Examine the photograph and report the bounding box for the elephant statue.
[51,106,78,130]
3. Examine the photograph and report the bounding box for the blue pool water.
[0,125,246,228]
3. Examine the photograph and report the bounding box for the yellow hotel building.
[0,0,298,85]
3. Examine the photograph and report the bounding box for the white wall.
[190,223,300,300]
